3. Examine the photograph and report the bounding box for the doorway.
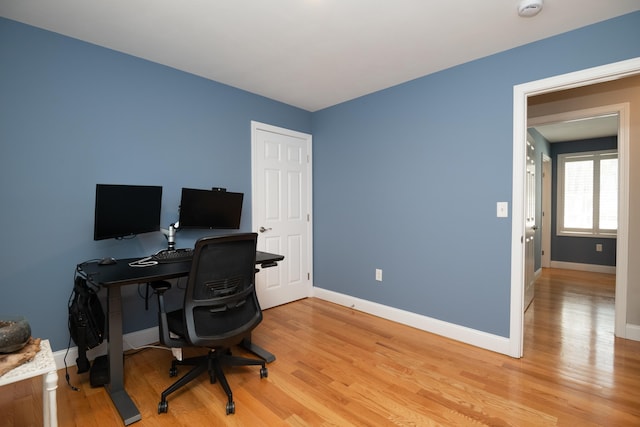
[529,107,622,274]
[509,57,640,358]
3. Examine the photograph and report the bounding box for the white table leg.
[0,340,58,427]
[43,370,59,427]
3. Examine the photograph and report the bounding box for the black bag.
[68,275,105,373]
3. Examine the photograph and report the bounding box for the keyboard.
[151,248,194,263]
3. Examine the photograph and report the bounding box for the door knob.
[259,226,272,233]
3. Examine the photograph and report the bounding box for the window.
[557,150,617,237]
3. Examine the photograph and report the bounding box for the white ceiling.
[533,114,619,143]
[1,1,639,113]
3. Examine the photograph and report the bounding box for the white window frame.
[556,149,617,238]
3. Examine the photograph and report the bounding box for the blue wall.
[2,12,640,352]
[312,12,640,338]
[550,137,618,266]
[0,17,311,351]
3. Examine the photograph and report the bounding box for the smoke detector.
[518,0,543,17]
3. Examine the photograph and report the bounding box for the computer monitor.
[93,184,163,240]
[178,188,243,230]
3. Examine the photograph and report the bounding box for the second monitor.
[178,187,243,230]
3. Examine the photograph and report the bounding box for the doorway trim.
[541,153,551,268]
[510,57,640,358]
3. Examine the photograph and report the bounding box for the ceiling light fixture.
[518,0,543,17]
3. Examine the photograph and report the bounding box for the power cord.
[63,335,79,392]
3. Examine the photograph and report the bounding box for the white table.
[0,339,58,427]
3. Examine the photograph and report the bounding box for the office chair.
[154,233,268,415]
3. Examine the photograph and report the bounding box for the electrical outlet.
[375,268,383,282]
[596,244,603,252]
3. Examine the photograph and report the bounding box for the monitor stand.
[166,222,179,251]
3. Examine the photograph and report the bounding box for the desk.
[77,251,283,425]
[0,339,58,427]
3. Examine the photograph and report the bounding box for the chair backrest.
[183,233,261,348]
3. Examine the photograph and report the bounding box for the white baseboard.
[52,326,160,371]
[52,297,639,371]
[625,323,640,341]
[550,261,616,274]
[312,287,512,356]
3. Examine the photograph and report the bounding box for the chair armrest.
[153,281,187,348]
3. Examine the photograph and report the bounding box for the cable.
[128,257,158,268]
[63,268,81,391]
[123,337,173,353]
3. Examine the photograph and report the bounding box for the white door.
[251,121,312,309]
[524,135,536,311]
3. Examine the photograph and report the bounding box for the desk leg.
[241,335,276,363]
[43,370,58,427]
[107,286,141,425]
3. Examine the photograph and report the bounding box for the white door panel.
[524,134,536,311]
[252,122,312,309]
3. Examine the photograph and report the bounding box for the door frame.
[541,153,551,268]
[509,57,640,358]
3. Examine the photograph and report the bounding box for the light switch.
[497,202,509,218]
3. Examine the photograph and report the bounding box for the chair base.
[158,348,267,415]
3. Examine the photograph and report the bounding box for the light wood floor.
[2,268,639,426]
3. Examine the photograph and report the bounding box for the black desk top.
[78,250,284,287]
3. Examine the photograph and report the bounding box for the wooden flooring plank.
[1,268,639,426]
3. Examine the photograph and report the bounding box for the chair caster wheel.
[169,367,178,377]
[260,367,268,378]
[158,401,168,414]
[226,401,235,415]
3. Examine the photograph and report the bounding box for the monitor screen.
[93,184,163,240]
[178,188,243,229]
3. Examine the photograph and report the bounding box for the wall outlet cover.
[497,202,509,218]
